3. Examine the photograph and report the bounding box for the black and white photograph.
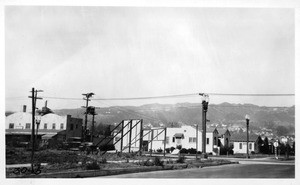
[2,0,299,183]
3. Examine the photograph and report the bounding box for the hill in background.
[52,102,295,135]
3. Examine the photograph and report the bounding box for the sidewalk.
[6,163,48,169]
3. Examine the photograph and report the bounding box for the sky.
[5,6,295,111]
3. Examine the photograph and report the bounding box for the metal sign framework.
[143,127,167,157]
[95,119,167,156]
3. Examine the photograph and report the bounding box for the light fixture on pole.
[35,115,42,141]
[194,124,199,160]
[245,114,250,159]
[201,94,209,155]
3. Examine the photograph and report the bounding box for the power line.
[206,93,295,96]
[41,92,294,101]
[41,96,82,100]
[93,93,198,100]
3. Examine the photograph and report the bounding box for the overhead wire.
[40,92,295,102]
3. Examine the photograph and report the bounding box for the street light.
[35,115,42,142]
[245,114,250,158]
[201,94,209,155]
[194,124,199,160]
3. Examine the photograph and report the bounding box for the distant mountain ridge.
[52,102,295,134]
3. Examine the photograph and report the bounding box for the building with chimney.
[5,105,83,147]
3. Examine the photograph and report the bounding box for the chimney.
[23,105,26,112]
[45,100,48,108]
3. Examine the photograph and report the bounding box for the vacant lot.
[6,147,234,177]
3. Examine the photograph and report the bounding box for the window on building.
[52,123,56,130]
[214,137,217,145]
[172,137,175,143]
[239,143,243,149]
[206,138,209,145]
[193,138,197,142]
[44,123,47,129]
[70,124,74,130]
[166,136,169,144]
[9,123,14,129]
[60,123,64,130]
[249,143,252,150]
[76,124,78,129]
[25,123,30,129]
[189,137,196,143]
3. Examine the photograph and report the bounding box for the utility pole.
[82,93,94,142]
[139,119,143,156]
[245,115,250,159]
[200,93,209,155]
[28,88,43,173]
[88,106,97,143]
[163,127,167,157]
[196,124,199,160]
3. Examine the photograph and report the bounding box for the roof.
[230,133,260,142]
[206,127,218,134]
[174,133,184,138]
[218,128,231,136]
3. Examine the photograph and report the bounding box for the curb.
[8,162,238,178]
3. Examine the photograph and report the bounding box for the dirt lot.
[6,147,234,177]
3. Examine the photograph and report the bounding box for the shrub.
[250,151,255,155]
[187,148,197,154]
[99,158,107,164]
[203,153,208,159]
[176,156,185,163]
[141,159,153,166]
[157,148,163,153]
[170,147,175,152]
[197,151,202,154]
[99,144,115,151]
[180,148,188,154]
[85,161,100,170]
[165,148,170,153]
[176,145,182,150]
[153,157,164,166]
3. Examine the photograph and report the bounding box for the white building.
[143,125,223,155]
[5,111,83,144]
[230,133,260,154]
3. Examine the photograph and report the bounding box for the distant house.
[205,127,219,154]
[5,110,83,146]
[230,133,261,154]
[137,125,223,155]
[217,128,231,148]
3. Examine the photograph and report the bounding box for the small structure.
[217,128,231,147]
[230,133,261,154]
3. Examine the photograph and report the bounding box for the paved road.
[103,161,294,178]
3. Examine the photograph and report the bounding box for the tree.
[276,126,289,136]
[263,121,275,130]
[262,137,269,154]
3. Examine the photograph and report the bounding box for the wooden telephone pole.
[28,88,43,172]
[82,93,94,142]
